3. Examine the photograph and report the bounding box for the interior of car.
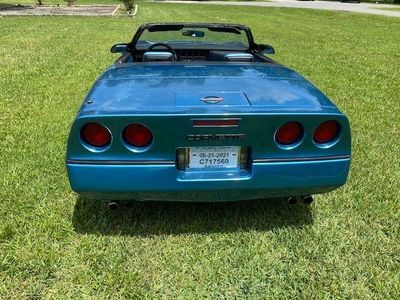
[123,48,270,63]
[141,49,254,62]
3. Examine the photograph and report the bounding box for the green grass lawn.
[1,3,399,299]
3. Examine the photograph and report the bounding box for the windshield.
[136,25,250,50]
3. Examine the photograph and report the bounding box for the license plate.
[187,146,240,169]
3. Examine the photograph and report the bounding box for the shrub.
[121,0,135,13]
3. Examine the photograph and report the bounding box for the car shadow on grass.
[72,196,313,236]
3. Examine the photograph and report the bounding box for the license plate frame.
[186,146,241,170]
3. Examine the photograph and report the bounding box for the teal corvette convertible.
[66,23,351,207]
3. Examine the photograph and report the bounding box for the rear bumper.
[66,157,351,201]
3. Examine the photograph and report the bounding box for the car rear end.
[66,111,351,202]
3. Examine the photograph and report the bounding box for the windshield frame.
[130,23,256,51]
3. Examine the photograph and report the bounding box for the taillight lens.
[81,123,111,147]
[313,121,340,144]
[123,123,153,147]
[275,122,303,145]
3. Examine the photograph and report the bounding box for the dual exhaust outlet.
[108,195,313,210]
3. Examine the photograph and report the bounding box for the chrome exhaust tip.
[287,196,297,205]
[108,201,120,210]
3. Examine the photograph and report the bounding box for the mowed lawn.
[0,3,399,299]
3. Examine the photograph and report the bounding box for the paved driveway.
[0,5,120,16]
[163,0,400,17]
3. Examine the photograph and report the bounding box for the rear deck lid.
[81,64,337,115]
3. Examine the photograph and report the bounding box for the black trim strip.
[66,155,350,166]
[66,159,175,165]
[253,155,351,163]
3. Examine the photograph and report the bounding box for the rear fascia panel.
[66,157,350,201]
[66,113,350,162]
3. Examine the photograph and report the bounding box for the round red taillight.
[313,121,340,144]
[81,123,111,148]
[123,123,153,147]
[275,122,303,145]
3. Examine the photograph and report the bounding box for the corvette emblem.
[200,96,224,104]
[186,134,245,141]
